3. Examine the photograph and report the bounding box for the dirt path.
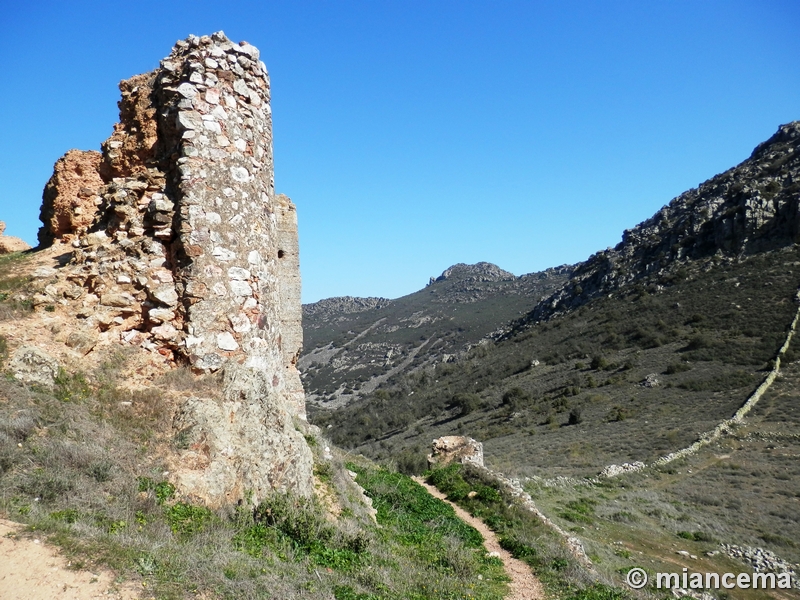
[413,477,544,600]
[0,519,141,600]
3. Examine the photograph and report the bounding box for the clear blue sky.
[1,1,798,303]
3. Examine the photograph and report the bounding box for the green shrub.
[679,370,756,392]
[501,387,529,410]
[314,461,333,482]
[50,509,80,523]
[254,494,333,551]
[566,583,629,600]
[333,585,381,600]
[427,464,473,503]
[606,406,629,422]
[568,407,583,425]
[609,511,638,523]
[678,530,715,542]
[452,392,480,415]
[590,356,608,370]
[685,334,713,351]
[500,536,537,559]
[53,369,91,402]
[395,446,428,476]
[19,471,73,502]
[165,502,215,535]
[88,461,113,482]
[137,477,176,504]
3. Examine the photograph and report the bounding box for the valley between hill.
[305,121,800,598]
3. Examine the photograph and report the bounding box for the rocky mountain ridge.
[523,121,800,325]
[302,296,391,318]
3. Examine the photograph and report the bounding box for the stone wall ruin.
[35,31,312,505]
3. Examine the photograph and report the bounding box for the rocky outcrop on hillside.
[425,263,572,305]
[526,121,800,323]
[0,222,30,254]
[303,296,391,319]
[429,262,515,285]
[21,32,312,505]
[427,436,485,468]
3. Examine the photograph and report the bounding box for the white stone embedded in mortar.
[203,120,222,134]
[153,198,174,211]
[229,280,253,297]
[216,332,239,351]
[148,308,175,324]
[211,105,228,120]
[185,335,204,348]
[176,83,198,98]
[203,211,222,225]
[151,268,174,283]
[227,267,250,280]
[234,42,260,60]
[152,322,179,341]
[233,79,250,97]
[230,166,250,182]
[229,313,252,333]
[212,247,236,261]
[205,88,220,104]
[152,285,179,306]
[177,111,202,130]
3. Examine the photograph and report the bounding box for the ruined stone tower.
[37,32,312,505]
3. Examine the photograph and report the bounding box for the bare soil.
[0,518,141,600]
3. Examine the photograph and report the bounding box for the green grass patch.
[165,502,216,536]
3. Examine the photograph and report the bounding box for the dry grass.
[0,359,515,599]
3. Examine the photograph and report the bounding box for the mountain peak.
[429,262,515,286]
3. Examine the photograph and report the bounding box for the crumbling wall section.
[275,193,305,417]
[34,31,312,505]
[101,73,160,180]
[38,150,106,246]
